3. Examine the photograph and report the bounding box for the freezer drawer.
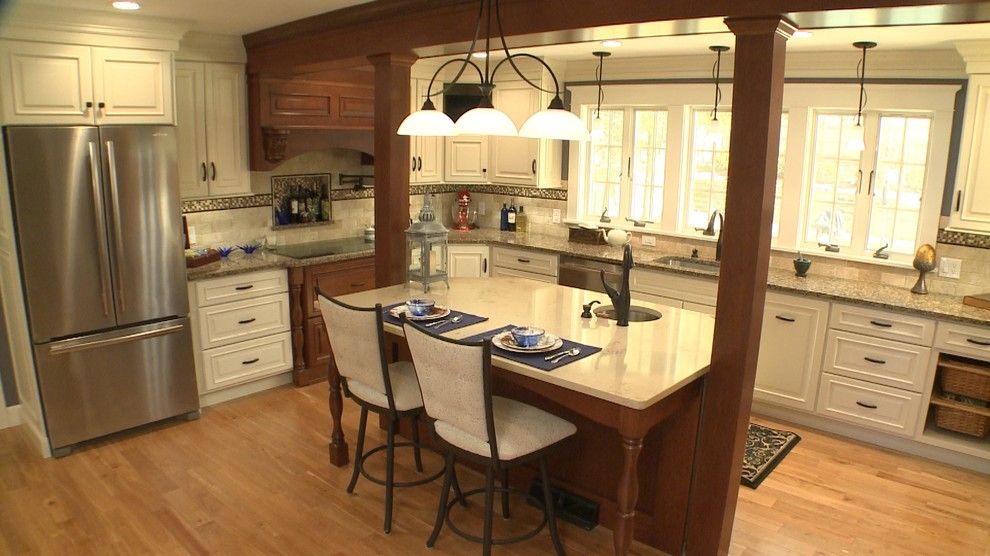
[34,317,198,451]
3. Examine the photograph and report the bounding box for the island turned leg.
[328,370,349,467]
[614,435,644,555]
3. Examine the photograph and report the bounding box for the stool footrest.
[445,486,547,546]
[359,442,445,488]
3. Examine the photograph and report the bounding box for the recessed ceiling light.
[111,1,141,10]
[471,52,488,59]
[793,30,813,39]
[601,40,622,48]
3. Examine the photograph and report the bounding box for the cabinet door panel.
[445,136,488,183]
[175,62,209,198]
[0,41,93,124]
[951,75,990,232]
[448,245,489,278]
[92,48,173,124]
[491,84,539,185]
[205,63,249,196]
[754,293,829,411]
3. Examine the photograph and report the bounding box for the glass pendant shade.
[589,116,606,141]
[455,107,518,136]
[845,124,866,152]
[397,102,457,136]
[520,108,590,141]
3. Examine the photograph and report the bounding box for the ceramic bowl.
[405,298,436,317]
[510,326,545,348]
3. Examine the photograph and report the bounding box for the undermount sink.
[654,255,720,274]
[594,305,662,322]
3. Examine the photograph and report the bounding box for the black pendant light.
[709,45,730,122]
[590,51,611,141]
[853,41,877,126]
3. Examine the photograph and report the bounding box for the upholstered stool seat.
[346,361,424,412]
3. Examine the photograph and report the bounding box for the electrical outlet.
[939,257,962,279]
[478,201,486,216]
[187,225,197,246]
[641,235,657,247]
[551,209,562,224]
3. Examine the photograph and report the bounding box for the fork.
[427,315,462,328]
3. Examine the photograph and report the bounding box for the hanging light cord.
[595,54,605,118]
[856,52,868,126]
[711,49,724,122]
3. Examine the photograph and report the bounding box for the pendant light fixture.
[848,40,877,152]
[590,51,611,141]
[709,45,730,125]
[397,0,589,141]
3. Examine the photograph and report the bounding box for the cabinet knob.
[97,101,105,109]
[85,101,93,109]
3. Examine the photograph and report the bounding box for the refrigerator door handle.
[49,322,185,355]
[87,142,112,316]
[105,140,127,311]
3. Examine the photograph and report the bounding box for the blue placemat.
[463,324,602,372]
[382,302,488,333]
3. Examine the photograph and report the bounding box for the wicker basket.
[931,397,990,438]
[939,358,990,402]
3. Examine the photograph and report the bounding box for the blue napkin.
[462,324,602,372]
[382,302,488,333]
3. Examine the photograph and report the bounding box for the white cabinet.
[491,246,557,283]
[448,244,490,278]
[491,82,540,185]
[175,61,249,198]
[754,292,829,411]
[949,73,990,232]
[410,79,444,184]
[189,269,292,394]
[0,41,173,125]
[817,373,922,437]
[445,134,489,183]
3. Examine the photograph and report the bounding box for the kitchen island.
[336,277,714,554]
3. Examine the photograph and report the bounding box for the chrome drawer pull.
[235,285,254,291]
[238,318,257,325]
[869,320,893,328]
[775,315,796,322]
[966,337,990,347]
[864,356,886,365]
[856,401,878,409]
[242,358,260,365]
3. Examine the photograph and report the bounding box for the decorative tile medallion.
[937,228,990,249]
[182,194,271,214]
[271,173,332,227]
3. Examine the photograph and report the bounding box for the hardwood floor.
[1,383,987,555]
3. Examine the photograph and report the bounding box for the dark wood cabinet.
[289,256,375,386]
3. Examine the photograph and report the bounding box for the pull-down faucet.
[698,210,724,262]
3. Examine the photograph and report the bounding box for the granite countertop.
[340,277,713,409]
[185,237,374,281]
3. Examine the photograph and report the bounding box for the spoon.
[549,347,580,364]
[427,315,462,328]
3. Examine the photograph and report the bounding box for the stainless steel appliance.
[4,125,198,456]
[557,255,624,293]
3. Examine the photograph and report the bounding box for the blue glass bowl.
[239,243,261,255]
[510,327,545,348]
[216,246,235,257]
[406,298,435,317]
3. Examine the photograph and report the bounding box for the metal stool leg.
[427,451,455,548]
[383,417,396,534]
[410,412,424,473]
[540,457,565,556]
[451,463,468,507]
[501,467,511,519]
[347,407,368,494]
[483,464,495,556]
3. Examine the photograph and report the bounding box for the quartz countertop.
[339,277,713,410]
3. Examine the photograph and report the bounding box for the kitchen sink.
[654,255,720,274]
[594,305,662,322]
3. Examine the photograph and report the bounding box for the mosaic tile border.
[937,228,990,249]
[412,183,568,200]
[182,194,271,214]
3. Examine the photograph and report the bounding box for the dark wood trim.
[684,16,793,555]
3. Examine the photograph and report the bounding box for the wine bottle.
[507,198,517,232]
[320,183,331,221]
[499,203,509,231]
[516,205,528,234]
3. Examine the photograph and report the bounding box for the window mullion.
[852,111,881,254]
[620,108,635,222]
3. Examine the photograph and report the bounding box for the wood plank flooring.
[1,383,988,555]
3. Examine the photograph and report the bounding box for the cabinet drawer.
[201,332,292,391]
[829,303,935,346]
[193,269,288,307]
[816,373,921,437]
[492,246,557,277]
[305,257,376,318]
[490,265,558,284]
[198,293,290,349]
[630,269,718,306]
[823,330,932,393]
[934,321,990,361]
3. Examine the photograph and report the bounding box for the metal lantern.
[406,194,449,292]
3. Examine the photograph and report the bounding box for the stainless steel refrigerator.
[4,125,198,456]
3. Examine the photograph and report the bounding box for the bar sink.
[594,305,662,322]
[654,255,720,274]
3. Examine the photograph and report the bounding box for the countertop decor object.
[793,253,811,277]
[405,298,436,317]
[963,293,990,311]
[185,248,220,268]
[509,326,546,348]
[396,0,589,141]
[216,246,235,258]
[911,243,937,295]
[406,194,449,293]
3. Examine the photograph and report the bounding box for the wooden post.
[684,16,794,555]
[368,52,416,287]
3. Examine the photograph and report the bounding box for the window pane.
[772,113,788,237]
[587,109,624,219]
[867,114,931,254]
[804,113,863,246]
[630,110,668,223]
[685,110,732,230]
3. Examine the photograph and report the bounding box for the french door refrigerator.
[4,125,198,456]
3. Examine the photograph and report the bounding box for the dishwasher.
[557,255,624,293]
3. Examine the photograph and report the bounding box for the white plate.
[388,304,451,321]
[492,331,563,354]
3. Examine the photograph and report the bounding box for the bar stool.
[403,319,577,556]
[318,293,448,534]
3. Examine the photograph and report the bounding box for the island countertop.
[338,276,714,410]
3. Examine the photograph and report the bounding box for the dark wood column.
[684,16,794,555]
[368,52,416,287]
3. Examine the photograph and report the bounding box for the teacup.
[510,326,545,348]
[406,298,435,317]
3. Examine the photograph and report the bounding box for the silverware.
[427,315,462,328]
[544,348,569,361]
[549,348,580,364]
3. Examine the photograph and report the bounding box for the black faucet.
[698,210,724,262]
[601,243,633,327]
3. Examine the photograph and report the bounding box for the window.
[868,115,931,254]
[805,113,863,247]
[630,110,669,223]
[585,109,624,220]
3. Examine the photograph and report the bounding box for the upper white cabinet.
[0,41,173,125]
[410,79,444,184]
[445,134,489,183]
[949,73,990,232]
[490,81,540,185]
[175,61,249,198]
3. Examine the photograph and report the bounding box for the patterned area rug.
[741,423,801,489]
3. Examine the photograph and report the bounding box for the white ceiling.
[10,0,375,35]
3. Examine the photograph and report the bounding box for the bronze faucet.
[601,243,633,326]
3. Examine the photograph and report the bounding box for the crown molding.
[955,40,990,74]
[0,4,190,51]
[177,32,247,64]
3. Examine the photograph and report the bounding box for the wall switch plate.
[551,209,562,224]
[641,235,657,247]
[478,201,486,215]
[187,225,196,246]
[939,257,962,279]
